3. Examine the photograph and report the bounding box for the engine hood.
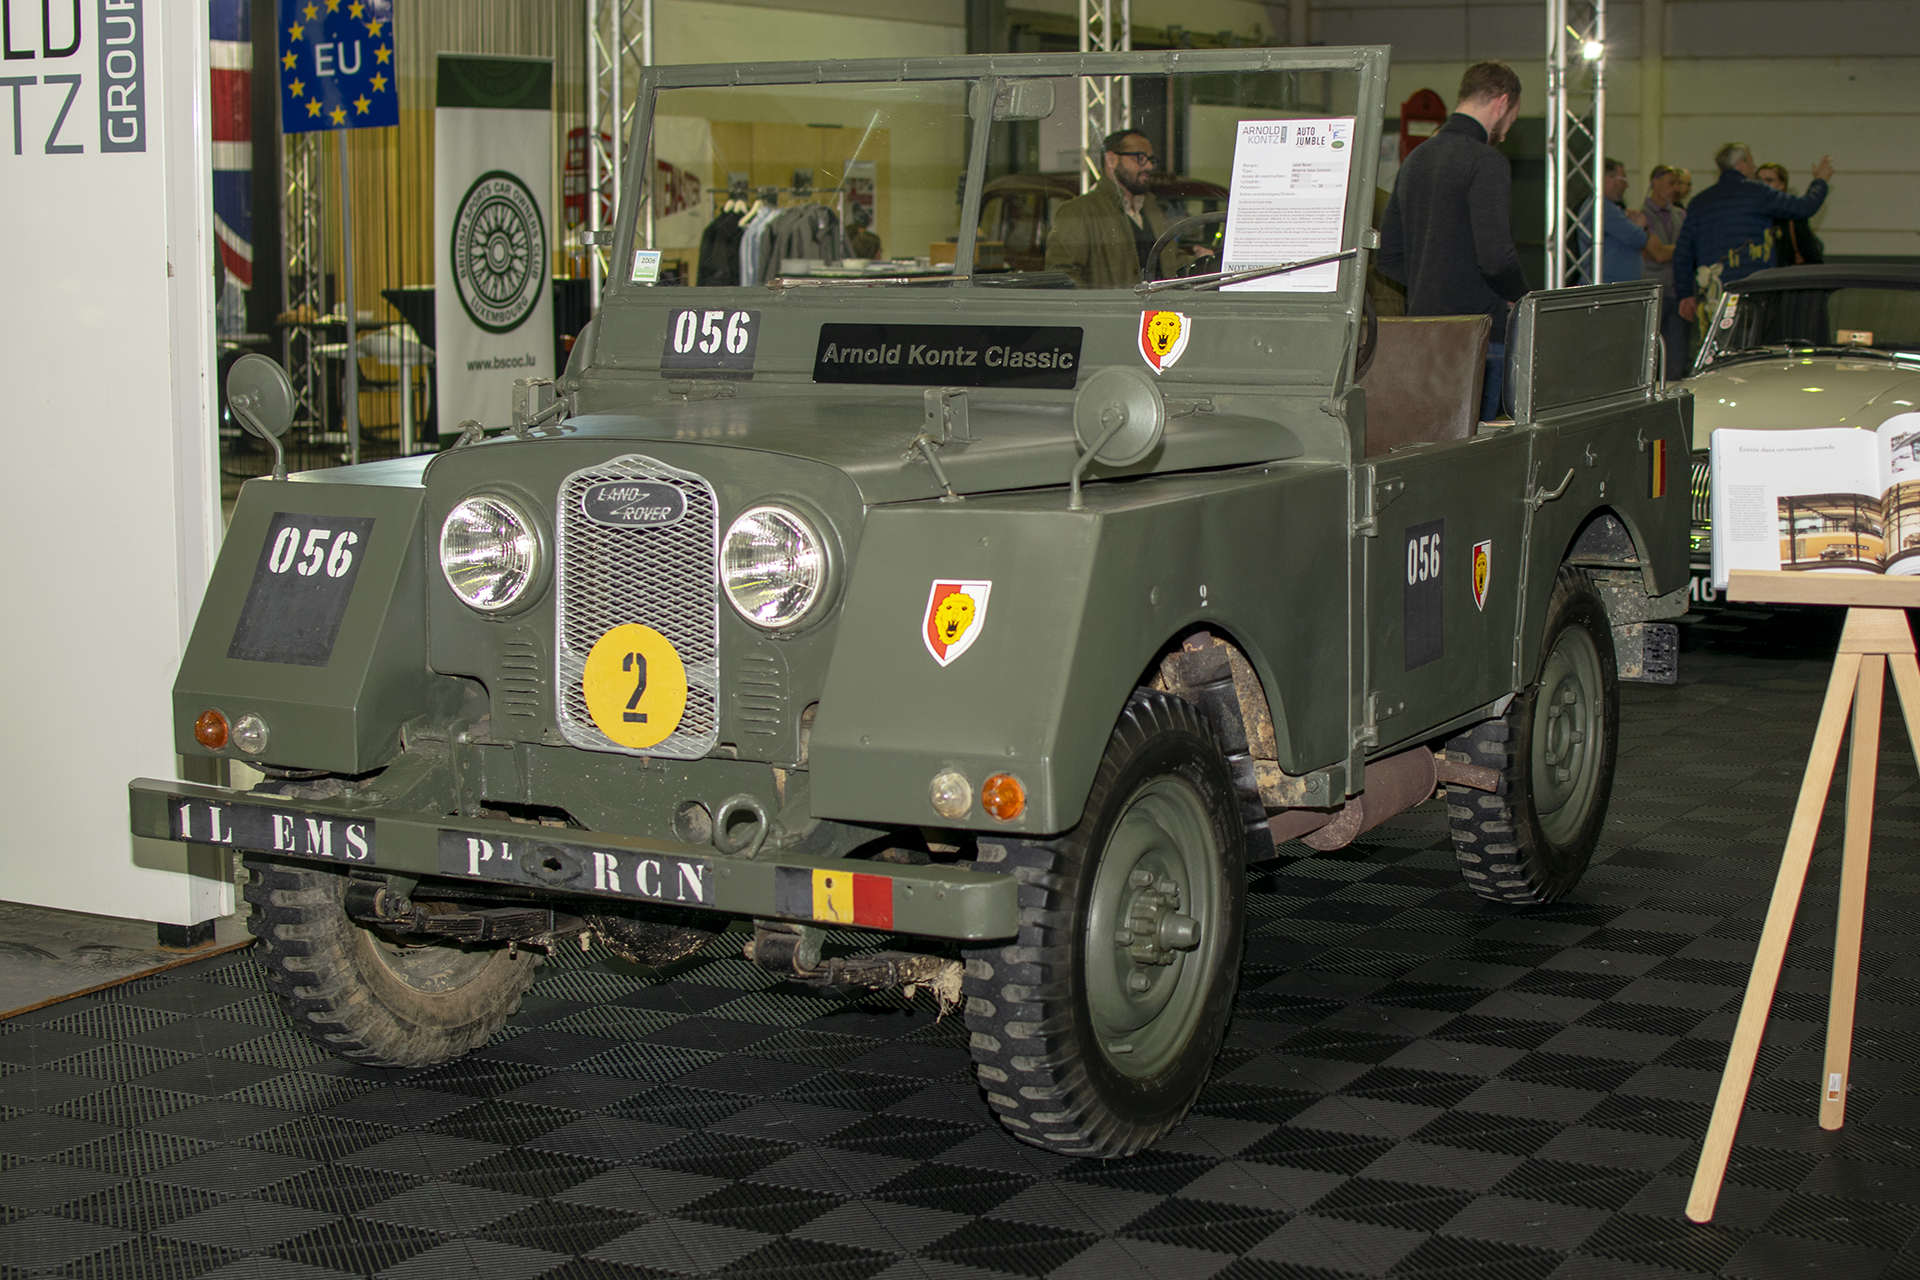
[1684,355,1920,448]
[541,394,1307,506]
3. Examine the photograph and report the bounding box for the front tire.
[244,857,541,1068]
[962,690,1245,1157]
[1448,566,1618,903]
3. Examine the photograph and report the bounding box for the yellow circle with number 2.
[583,624,688,749]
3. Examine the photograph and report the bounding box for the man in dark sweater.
[1379,61,1530,420]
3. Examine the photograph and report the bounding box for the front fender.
[173,462,461,774]
[810,465,1351,835]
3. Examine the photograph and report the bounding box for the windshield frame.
[612,47,1387,315]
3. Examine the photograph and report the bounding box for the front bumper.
[130,779,1018,941]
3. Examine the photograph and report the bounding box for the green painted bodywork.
[128,779,1017,939]
[172,459,464,775]
[140,46,1690,940]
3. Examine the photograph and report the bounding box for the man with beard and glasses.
[1046,130,1206,289]
[1379,60,1530,420]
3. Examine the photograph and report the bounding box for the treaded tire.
[961,689,1245,1157]
[1447,565,1618,904]
[243,857,541,1068]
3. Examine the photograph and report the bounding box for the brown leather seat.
[1359,314,1492,458]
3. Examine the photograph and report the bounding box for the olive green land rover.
[132,46,1690,1157]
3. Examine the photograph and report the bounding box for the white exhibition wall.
[0,0,228,924]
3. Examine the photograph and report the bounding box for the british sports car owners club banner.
[435,55,554,436]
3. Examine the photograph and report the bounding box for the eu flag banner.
[278,0,397,133]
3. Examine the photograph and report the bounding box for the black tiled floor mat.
[15,616,1920,1276]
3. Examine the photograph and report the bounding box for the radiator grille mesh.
[1690,452,1712,528]
[555,454,720,759]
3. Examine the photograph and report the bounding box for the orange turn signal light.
[981,773,1025,822]
[193,709,229,750]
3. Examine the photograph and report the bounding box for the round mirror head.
[226,353,295,440]
[1073,366,1166,467]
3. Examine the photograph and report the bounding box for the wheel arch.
[1139,622,1296,769]
[1518,504,1653,686]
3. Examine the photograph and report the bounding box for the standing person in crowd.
[1641,164,1689,378]
[1672,167,1693,207]
[1756,162,1825,267]
[1574,158,1649,284]
[1675,142,1833,330]
[1378,60,1529,420]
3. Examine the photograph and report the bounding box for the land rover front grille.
[555,455,720,759]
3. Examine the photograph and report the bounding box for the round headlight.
[441,496,539,612]
[722,505,827,629]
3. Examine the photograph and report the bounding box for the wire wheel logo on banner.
[452,170,547,333]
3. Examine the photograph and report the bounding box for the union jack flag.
[210,0,252,288]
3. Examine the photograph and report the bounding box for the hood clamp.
[907,433,961,501]
[908,388,970,500]
[924,387,972,441]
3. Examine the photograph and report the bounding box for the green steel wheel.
[962,689,1246,1157]
[1447,565,1618,903]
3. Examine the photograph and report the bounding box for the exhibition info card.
[1220,117,1355,292]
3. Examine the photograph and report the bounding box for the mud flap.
[1614,621,1678,684]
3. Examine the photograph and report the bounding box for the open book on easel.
[1711,413,1920,589]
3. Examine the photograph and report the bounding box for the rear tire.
[244,857,540,1068]
[1447,565,1617,903]
[961,690,1245,1157]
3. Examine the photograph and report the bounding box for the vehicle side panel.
[1365,432,1533,749]
[1516,395,1692,683]
[810,464,1351,835]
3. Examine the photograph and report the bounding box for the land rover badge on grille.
[580,479,687,528]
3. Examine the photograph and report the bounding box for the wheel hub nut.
[1158,913,1198,950]
[1120,873,1201,965]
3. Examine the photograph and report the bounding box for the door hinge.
[1356,691,1404,748]
[1354,468,1404,537]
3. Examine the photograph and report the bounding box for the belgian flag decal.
[1650,437,1668,498]
[774,866,895,929]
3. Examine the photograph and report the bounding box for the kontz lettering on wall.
[0,0,146,156]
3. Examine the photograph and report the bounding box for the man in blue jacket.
[1675,143,1834,326]
[1378,61,1529,420]
[1574,158,1650,285]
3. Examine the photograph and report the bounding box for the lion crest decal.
[1138,310,1191,373]
[923,579,993,666]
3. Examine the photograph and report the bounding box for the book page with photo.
[1710,412,1920,589]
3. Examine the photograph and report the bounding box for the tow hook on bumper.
[130,778,1019,942]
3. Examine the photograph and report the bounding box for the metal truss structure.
[587,0,653,294]
[281,130,327,431]
[1078,0,1131,192]
[1546,0,1607,288]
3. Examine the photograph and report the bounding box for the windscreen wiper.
[766,274,958,291]
[1134,247,1358,295]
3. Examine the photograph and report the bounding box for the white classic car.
[1684,264,1920,604]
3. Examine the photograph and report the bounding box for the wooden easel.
[1687,570,1920,1224]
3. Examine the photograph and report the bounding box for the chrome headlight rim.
[439,489,552,616]
[722,501,835,633]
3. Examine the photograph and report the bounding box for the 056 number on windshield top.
[661,308,760,376]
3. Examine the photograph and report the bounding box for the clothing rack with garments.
[696,183,852,286]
